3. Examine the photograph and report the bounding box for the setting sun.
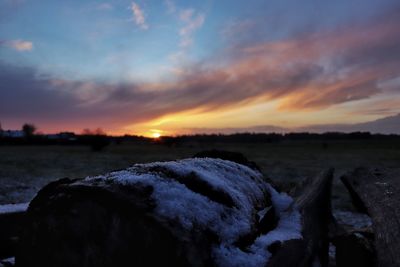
[149,129,163,139]
[152,132,161,138]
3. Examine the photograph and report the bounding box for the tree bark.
[267,169,334,267]
[341,168,400,267]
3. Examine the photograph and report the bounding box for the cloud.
[0,39,33,51]
[1,6,400,133]
[97,3,113,10]
[105,6,400,118]
[178,9,205,48]
[0,62,81,124]
[131,2,148,30]
[221,19,256,40]
[164,0,176,14]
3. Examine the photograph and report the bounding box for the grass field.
[1,139,399,209]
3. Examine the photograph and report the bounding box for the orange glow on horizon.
[144,129,163,139]
[151,132,161,138]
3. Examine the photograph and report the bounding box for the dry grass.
[1,140,399,208]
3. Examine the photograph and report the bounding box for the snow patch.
[84,158,302,267]
[257,207,270,222]
[0,202,29,214]
[0,257,15,266]
[333,210,372,229]
[213,184,302,267]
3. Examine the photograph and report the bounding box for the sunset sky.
[1,0,400,136]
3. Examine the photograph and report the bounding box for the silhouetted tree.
[81,128,110,152]
[0,122,3,141]
[22,123,36,137]
[82,128,105,136]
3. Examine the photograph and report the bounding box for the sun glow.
[149,129,162,139]
[152,132,161,138]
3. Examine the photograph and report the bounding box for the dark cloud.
[0,62,155,129]
[0,62,80,119]
[0,58,323,130]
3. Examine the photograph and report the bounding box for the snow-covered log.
[341,168,400,267]
[18,157,306,267]
[266,169,334,267]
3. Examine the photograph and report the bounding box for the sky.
[0,0,400,136]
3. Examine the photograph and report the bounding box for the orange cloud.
[0,39,33,51]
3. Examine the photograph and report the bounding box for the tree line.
[1,122,400,150]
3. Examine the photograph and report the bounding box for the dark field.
[1,139,400,209]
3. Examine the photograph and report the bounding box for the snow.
[0,257,15,266]
[333,210,372,229]
[213,184,302,267]
[0,202,29,214]
[257,207,270,222]
[84,158,302,266]
[329,243,336,259]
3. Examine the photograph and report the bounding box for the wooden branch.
[267,168,334,267]
[341,168,400,267]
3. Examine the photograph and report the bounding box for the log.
[266,169,334,267]
[193,149,261,171]
[341,168,400,267]
[17,157,330,267]
[330,209,375,267]
[18,158,293,267]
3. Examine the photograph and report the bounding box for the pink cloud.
[131,2,148,30]
[178,9,205,48]
[0,39,33,51]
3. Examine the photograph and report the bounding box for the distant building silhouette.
[2,130,24,138]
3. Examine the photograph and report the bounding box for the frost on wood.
[19,158,302,267]
[333,210,372,230]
